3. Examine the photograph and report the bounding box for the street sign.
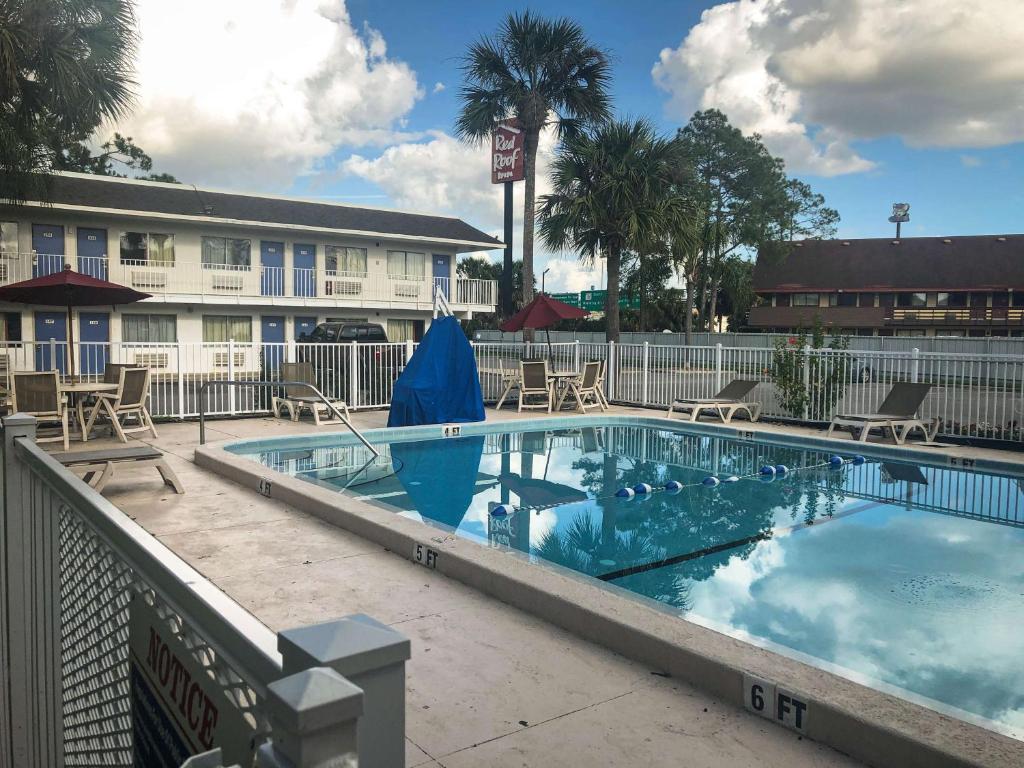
[491,119,524,184]
[549,292,581,307]
[578,290,640,311]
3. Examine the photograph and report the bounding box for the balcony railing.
[0,252,497,308]
[887,307,1024,325]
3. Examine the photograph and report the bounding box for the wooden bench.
[51,446,184,494]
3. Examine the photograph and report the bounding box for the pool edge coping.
[197,416,1024,768]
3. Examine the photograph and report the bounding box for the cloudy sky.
[110,0,1024,292]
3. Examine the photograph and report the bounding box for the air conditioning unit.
[328,280,363,296]
[133,352,169,369]
[132,271,167,289]
[394,282,421,298]
[213,351,246,368]
[211,274,244,291]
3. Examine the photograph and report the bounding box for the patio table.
[60,381,118,440]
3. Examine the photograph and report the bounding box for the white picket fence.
[5,339,1023,443]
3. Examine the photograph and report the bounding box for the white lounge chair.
[827,382,939,445]
[273,361,350,426]
[52,445,184,494]
[666,379,762,424]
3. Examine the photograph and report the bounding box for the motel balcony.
[0,253,498,313]
[748,304,1024,330]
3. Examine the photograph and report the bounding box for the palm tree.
[455,11,611,325]
[539,118,695,342]
[0,0,137,202]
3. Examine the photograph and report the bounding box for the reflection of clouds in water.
[684,509,1024,732]
[529,508,559,548]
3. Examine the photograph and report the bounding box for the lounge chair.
[11,371,70,450]
[518,360,553,413]
[826,382,939,445]
[666,379,762,424]
[595,359,609,408]
[492,359,521,410]
[556,361,606,413]
[84,367,158,442]
[273,361,350,425]
[51,445,183,494]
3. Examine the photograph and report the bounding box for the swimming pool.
[226,419,1024,739]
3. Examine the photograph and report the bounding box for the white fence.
[0,413,412,767]
[5,339,1023,443]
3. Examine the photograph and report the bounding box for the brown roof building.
[749,235,1024,337]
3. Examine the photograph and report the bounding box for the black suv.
[297,323,404,402]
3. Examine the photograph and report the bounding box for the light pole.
[541,267,550,295]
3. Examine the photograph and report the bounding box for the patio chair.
[594,359,609,408]
[826,382,939,445]
[493,359,521,410]
[103,362,133,384]
[11,371,69,450]
[666,379,762,424]
[84,367,158,442]
[518,360,553,413]
[556,360,606,413]
[273,361,350,425]
[51,445,183,494]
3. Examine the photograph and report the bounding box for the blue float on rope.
[615,487,636,499]
[760,465,776,476]
[702,476,721,487]
[852,455,866,466]
[664,480,683,492]
[490,504,514,517]
[828,455,844,468]
[775,464,789,476]
[723,475,740,483]
[633,482,654,495]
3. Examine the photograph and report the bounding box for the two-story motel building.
[0,173,501,365]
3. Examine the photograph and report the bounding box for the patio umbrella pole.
[66,303,76,381]
[546,326,553,361]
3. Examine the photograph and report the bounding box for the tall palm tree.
[0,0,137,202]
[539,118,695,342]
[456,11,611,324]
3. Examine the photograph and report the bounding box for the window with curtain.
[122,314,177,343]
[387,319,414,343]
[791,293,819,307]
[325,246,367,275]
[387,250,425,279]
[0,222,18,254]
[120,232,175,264]
[202,315,252,342]
[201,236,251,269]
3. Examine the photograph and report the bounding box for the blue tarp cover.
[387,316,485,427]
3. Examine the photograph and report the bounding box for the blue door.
[261,241,284,296]
[79,312,109,376]
[34,311,67,373]
[294,244,316,297]
[261,315,286,375]
[432,253,450,300]
[32,224,65,277]
[77,228,108,280]
[294,316,317,340]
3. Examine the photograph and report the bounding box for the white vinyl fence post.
[911,347,920,383]
[279,615,411,768]
[349,341,359,409]
[405,339,414,364]
[287,339,296,364]
[802,344,811,421]
[255,667,362,768]
[176,343,186,420]
[606,340,616,401]
[49,337,56,372]
[715,343,723,393]
[641,342,650,406]
[228,338,237,414]
[574,340,581,373]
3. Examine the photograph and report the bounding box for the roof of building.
[11,173,503,251]
[754,235,1024,292]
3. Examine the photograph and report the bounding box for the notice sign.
[129,595,256,768]
[491,118,524,184]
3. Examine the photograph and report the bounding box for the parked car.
[297,323,405,402]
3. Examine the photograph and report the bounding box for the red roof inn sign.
[492,119,525,184]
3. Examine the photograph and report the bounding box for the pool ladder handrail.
[198,379,380,456]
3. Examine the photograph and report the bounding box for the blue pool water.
[228,421,1024,736]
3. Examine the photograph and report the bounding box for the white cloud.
[432,82,446,94]
[114,0,422,188]
[653,0,1024,176]
[960,154,983,168]
[339,127,603,292]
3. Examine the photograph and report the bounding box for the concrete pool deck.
[57,406,1024,767]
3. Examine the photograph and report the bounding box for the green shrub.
[771,319,851,420]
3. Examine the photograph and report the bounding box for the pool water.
[230,422,1024,736]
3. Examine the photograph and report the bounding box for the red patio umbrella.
[0,265,151,379]
[500,293,589,357]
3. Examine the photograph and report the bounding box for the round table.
[59,382,119,440]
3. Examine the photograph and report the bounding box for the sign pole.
[502,180,514,317]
